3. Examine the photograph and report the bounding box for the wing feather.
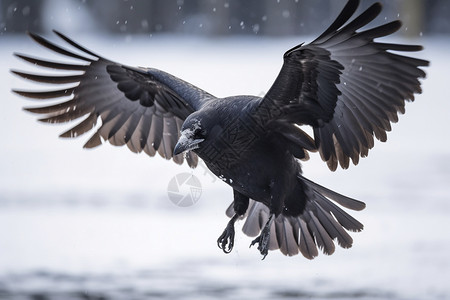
[13,31,207,166]
[258,0,428,170]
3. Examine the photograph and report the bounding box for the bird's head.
[173,113,209,156]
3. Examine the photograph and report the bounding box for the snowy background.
[1,1,449,299]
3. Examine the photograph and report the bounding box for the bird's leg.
[217,214,239,253]
[250,213,275,260]
[217,190,249,254]
[250,179,283,259]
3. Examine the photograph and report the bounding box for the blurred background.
[1,0,450,37]
[0,0,449,299]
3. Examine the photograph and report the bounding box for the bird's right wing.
[12,31,216,167]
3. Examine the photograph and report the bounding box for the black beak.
[173,133,204,156]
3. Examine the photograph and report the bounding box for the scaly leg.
[217,214,239,253]
[250,213,275,260]
[217,189,249,254]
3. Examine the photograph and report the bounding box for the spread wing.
[258,0,429,170]
[12,31,216,167]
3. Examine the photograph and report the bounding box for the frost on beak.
[173,129,204,155]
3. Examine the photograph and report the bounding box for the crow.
[12,0,428,259]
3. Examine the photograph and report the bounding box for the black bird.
[12,0,428,259]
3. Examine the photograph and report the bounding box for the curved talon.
[249,236,259,248]
[217,218,236,254]
[250,234,269,260]
[217,229,234,253]
[249,214,274,260]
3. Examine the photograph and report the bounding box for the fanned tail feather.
[226,176,365,259]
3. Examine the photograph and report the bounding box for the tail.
[226,175,365,259]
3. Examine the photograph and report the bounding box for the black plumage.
[12,0,428,259]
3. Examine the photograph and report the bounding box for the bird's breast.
[199,136,300,203]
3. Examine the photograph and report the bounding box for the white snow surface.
[0,34,449,299]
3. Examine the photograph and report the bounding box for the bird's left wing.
[256,0,429,170]
[12,31,215,167]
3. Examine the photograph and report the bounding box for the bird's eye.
[194,128,207,138]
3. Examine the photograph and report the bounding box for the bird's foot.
[250,214,274,260]
[217,216,237,254]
